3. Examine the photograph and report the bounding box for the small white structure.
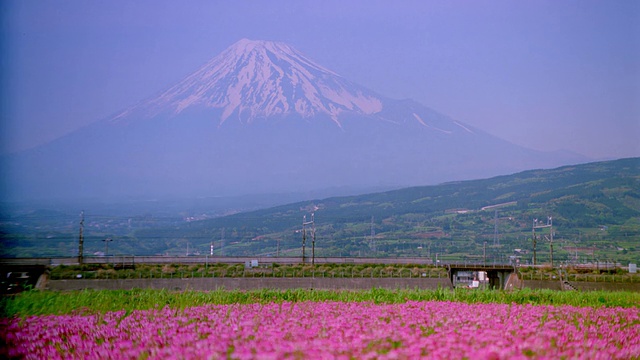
[478,271,487,281]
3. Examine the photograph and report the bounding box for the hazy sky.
[2,0,639,159]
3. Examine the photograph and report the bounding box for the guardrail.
[447,263,515,269]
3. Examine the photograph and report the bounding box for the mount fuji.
[3,39,586,201]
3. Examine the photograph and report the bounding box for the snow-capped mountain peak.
[4,38,588,201]
[113,38,383,127]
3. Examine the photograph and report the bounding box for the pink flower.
[2,301,638,359]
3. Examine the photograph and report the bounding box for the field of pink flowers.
[2,300,639,359]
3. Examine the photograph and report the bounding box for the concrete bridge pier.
[447,264,516,290]
[486,270,512,290]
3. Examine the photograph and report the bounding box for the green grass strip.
[2,288,638,318]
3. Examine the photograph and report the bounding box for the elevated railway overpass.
[3,257,634,293]
[1,255,439,267]
[2,256,519,291]
[1,256,520,268]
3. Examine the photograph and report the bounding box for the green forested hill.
[3,158,639,264]
[134,157,640,264]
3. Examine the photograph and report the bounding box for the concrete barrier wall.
[522,280,640,292]
[569,281,640,292]
[522,280,563,291]
[504,273,523,290]
[46,277,453,292]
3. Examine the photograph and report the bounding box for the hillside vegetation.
[2,158,639,264]
[136,158,640,264]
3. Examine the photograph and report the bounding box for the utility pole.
[369,216,375,253]
[545,217,554,267]
[302,216,306,263]
[302,214,315,264]
[483,241,487,265]
[102,237,113,257]
[532,231,537,266]
[220,228,225,257]
[312,214,316,266]
[494,209,499,246]
[533,216,553,267]
[480,202,517,248]
[550,240,554,267]
[78,211,85,265]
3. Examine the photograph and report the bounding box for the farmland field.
[2,289,639,359]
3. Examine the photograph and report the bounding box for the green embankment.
[2,288,639,318]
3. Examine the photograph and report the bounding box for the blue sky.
[2,0,639,159]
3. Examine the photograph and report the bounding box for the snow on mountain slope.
[112,39,383,127]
